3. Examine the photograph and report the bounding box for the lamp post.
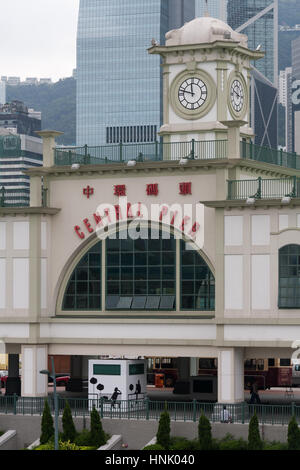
[40,356,59,450]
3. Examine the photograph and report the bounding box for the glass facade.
[278,245,300,309]
[195,0,227,21]
[181,240,215,310]
[63,241,102,310]
[227,0,276,84]
[251,68,278,148]
[76,0,195,146]
[106,229,176,310]
[62,231,215,312]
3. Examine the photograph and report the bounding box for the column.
[21,345,48,397]
[69,355,83,392]
[217,348,244,403]
[220,120,247,160]
[35,130,63,168]
[6,354,21,396]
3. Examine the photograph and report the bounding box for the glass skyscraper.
[195,0,227,21]
[227,0,278,85]
[76,0,194,146]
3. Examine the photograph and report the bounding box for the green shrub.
[219,436,248,451]
[248,413,263,450]
[90,406,107,448]
[198,414,212,450]
[143,444,164,450]
[40,400,54,445]
[264,441,288,451]
[74,429,92,447]
[34,440,96,451]
[61,400,77,443]
[170,437,195,451]
[156,407,171,450]
[288,415,300,450]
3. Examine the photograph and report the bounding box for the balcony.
[54,140,228,166]
[227,176,300,201]
[241,141,300,170]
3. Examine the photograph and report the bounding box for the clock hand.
[179,88,195,96]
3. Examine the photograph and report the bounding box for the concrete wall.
[0,415,290,450]
[0,431,17,450]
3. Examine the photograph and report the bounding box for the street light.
[40,356,59,450]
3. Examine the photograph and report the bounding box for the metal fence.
[241,141,300,170]
[54,140,228,166]
[0,395,299,425]
[227,177,300,200]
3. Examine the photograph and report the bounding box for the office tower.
[292,35,300,80]
[195,0,227,21]
[227,0,278,85]
[0,81,5,105]
[0,101,41,137]
[284,67,293,152]
[251,68,278,148]
[76,0,195,146]
[291,37,300,154]
[0,101,42,206]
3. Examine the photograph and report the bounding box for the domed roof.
[165,16,248,48]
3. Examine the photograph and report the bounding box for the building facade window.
[61,232,215,313]
[63,241,102,310]
[181,240,215,310]
[106,229,176,310]
[278,244,300,308]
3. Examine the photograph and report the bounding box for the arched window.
[181,240,215,310]
[279,244,300,308]
[106,229,176,310]
[61,231,215,312]
[63,241,101,310]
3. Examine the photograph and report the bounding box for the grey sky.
[0,0,80,82]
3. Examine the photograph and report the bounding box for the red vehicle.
[48,375,70,387]
[146,357,293,390]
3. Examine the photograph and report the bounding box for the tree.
[156,405,171,450]
[288,415,300,450]
[90,406,107,448]
[61,400,77,442]
[248,413,263,450]
[198,414,212,450]
[40,399,54,444]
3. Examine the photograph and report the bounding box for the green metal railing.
[241,141,300,170]
[54,140,228,166]
[0,395,299,425]
[227,176,300,200]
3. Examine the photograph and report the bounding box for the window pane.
[279,244,300,308]
[180,240,214,311]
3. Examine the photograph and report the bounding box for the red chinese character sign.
[83,186,94,199]
[146,183,158,196]
[114,185,126,197]
[179,182,192,195]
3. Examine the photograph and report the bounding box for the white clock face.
[230,79,244,113]
[178,78,207,110]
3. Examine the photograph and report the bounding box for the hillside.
[6,78,76,145]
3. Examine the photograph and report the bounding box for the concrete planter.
[142,437,157,449]
[27,438,40,450]
[0,431,17,450]
[98,435,123,450]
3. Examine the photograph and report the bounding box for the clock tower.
[148,16,264,154]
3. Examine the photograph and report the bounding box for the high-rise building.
[195,0,227,21]
[0,81,5,105]
[291,36,300,154]
[227,0,278,85]
[292,35,300,80]
[0,101,43,206]
[76,0,195,146]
